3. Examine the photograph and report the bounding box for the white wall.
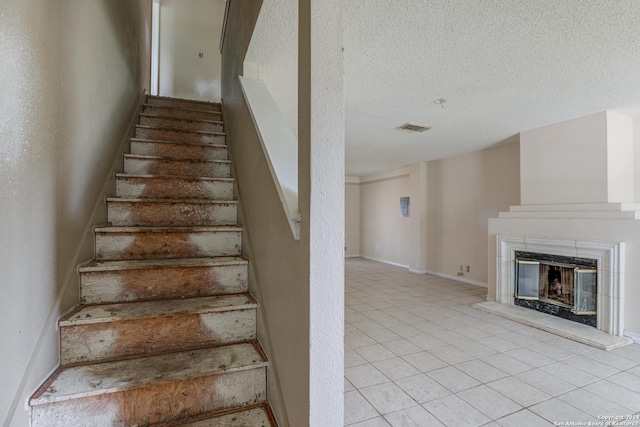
[245,0,298,137]
[635,116,640,202]
[359,169,413,267]
[345,177,360,256]
[0,1,151,425]
[427,140,520,284]
[520,112,634,205]
[159,0,224,101]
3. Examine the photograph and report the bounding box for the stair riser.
[146,97,222,112]
[143,105,222,121]
[116,176,233,200]
[80,263,248,304]
[124,158,230,178]
[107,201,237,227]
[60,310,256,365]
[95,230,241,261]
[130,140,227,161]
[31,368,266,427]
[136,127,224,145]
[140,116,224,133]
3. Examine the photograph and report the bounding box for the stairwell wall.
[222,1,345,425]
[0,1,151,425]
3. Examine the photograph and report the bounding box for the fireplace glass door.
[514,252,598,327]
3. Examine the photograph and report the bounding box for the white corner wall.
[158,0,225,101]
[0,1,151,425]
[345,177,361,257]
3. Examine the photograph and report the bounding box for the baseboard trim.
[624,330,640,344]
[345,254,360,258]
[358,256,488,287]
[425,269,488,288]
[360,256,409,269]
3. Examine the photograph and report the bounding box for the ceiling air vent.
[398,122,432,132]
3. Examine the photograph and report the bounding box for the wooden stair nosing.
[142,103,222,114]
[135,124,225,137]
[60,293,257,326]
[123,153,231,164]
[30,341,267,405]
[130,137,227,149]
[165,403,277,427]
[106,198,236,205]
[115,172,233,182]
[78,256,248,273]
[146,95,222,108]
[94,225,241,233]
[139,113,224,127]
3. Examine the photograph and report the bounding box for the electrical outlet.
[466,266,470,272]
[459,264,463,271]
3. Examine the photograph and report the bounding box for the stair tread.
[115,173,233,182]
[94,225,241,233]
[61,293,256,326]
[31,342,267,405]
[143,103,222,114]
[106,198,236,204]
[124,154,231,163]
[147,95,221,107]
[79,256,247,272]
[136,124,225,137]
[139,114,224,126]
[131,137,227,149]
[175,404,275,427]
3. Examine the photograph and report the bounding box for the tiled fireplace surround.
[494,235,624,336]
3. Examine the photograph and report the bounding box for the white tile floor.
[344,258,640,427]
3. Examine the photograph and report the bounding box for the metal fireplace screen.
[515,253,597,317]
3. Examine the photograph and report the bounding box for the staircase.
[30,96,276,426]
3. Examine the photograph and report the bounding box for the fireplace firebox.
[514,251,597,327]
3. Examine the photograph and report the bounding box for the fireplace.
[514,251,597,326]
[493,235,625,337]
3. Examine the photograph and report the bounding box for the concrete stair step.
[123,154,231,178]
[79,257,248,304]
[60,293,257,365]
[142,104,222,121]
[146,95,221,112]
[130,138,228,161]
[30,342,267,426]
[106,198,237,227]
[172,403,276,426]
[115,174,233,200]
[140,114,224,133]
[136,125,225,145]
[94,226,242,261]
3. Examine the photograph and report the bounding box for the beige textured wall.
[359,170,412,266]
[221,1,301,425]
[159,0,224,101]
[0,1,151,425]
[358,139,520,285]
[427,139,520,284]
[345,181,360,256]
[634,116,640,202]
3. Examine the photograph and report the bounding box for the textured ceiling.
[344,0,640,176]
